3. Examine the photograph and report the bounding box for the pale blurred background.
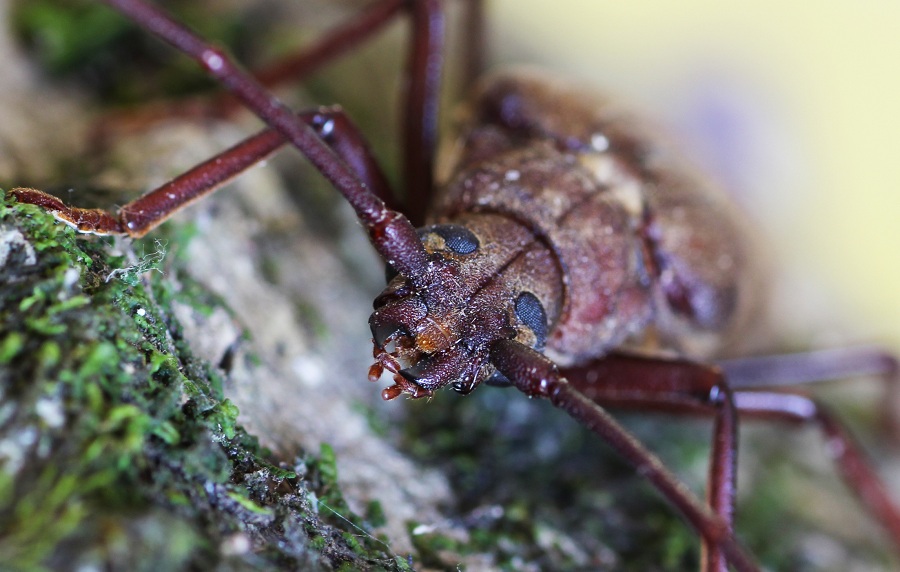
[486,1,900,352]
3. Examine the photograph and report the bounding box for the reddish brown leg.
[720,346,900,431]
[734,392,900,547]
[252,0,405,92]
[721,346,900,540]
[18,0,448,280]
[562,353,738,572]
[93,0,407,137]
[704,387,737,572]
[488,339,760,572]
[565,350,900,560]
[96,0,449,225]
[718,346,898,389]
[460,0,486,88]
[13,107,395,236]
[402,0,446,226]
[59,0,457,233]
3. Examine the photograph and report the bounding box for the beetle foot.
[381,375,433,400]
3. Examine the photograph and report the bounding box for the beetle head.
[368,223,528,400]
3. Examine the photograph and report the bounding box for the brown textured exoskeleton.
[9,1,900,570]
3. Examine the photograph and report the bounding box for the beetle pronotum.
[8,0,900,570]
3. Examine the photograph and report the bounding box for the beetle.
[8,0,900,569]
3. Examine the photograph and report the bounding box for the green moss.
[11,0,131,74]
[365,500,387,529]
[293,443,410,567]
[0,191,404,571]
[11,0,253,104]
[394,388,711,570]
[0,332,24,362]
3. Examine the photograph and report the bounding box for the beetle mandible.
[9,0,900,570]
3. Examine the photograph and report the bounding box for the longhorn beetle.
[8,0,900,570]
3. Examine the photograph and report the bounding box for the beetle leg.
[718,346,898,390]
[559,352,738,572]
[488,339,760,572]
[103,0,434,280]
[92,0,407,140]
[721,347,900,543]
[705,386,737,572]
[92,0,446,219]
[563,350,900,559]
[15,1,429,284]
[403,0,445,226]
[12,107,395,237]
[94,0,448,224]
[460,0,486,88]
[735,392,900,547]
[252,0,405,93]
[719,346,900,433]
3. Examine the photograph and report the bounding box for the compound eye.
[419,224,480,255]
[515,291,548,350]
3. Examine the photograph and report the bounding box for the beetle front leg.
[11,107,395,237]
[488,339,759,572]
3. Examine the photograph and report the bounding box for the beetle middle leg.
[560,348,900,565]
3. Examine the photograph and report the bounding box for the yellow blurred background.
[486,1,900,351]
